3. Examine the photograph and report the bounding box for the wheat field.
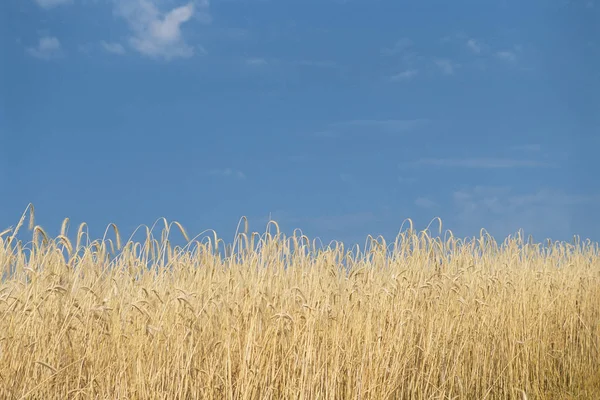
[1,206,599,399]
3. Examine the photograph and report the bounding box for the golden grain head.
[0,211,598,399]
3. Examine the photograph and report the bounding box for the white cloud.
[78,42,94,55]
[208,168,246,179]
[415,197,438,209]
[114,0,210,60]
[496,50,517,63]
[26,36,62,59]
[382,38,413,56]
[435,59,459,75]
[321,119,429,137]
[391,69,418,82]
[414,157,551,169]
[100,41,126,55]
[443,34,522,67]
[35,0,72,8]
[450,186,600,241]
[246,57,267,66]
[467,38,482,54]
[294,60,338,69]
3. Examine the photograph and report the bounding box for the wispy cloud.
[208,168,246,179]
[381,38,413,56]
[505,190,600,208]
[496,50,517,63]
[466,38,482,54]
[450,186,600,240]
[34,0,71,8]
[78,42,94,56]
[319,119,429,137]
[434,59,459,75]
[100,41,126,55]
[441,32,468,44]
[414,157,552,169]
[385,37,475,80]
[390,69,418,82]
[443,34,522,67]
[294,60,338,69]
[245,57,268,66]
[114,0,210,60]
[26,36,63,59]
[382,38,423,80]
[415,197,438,209]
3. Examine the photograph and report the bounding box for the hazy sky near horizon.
[1,0,599,246]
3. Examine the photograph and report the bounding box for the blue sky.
[1,0,599,246]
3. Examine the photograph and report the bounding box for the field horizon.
[1,205,599,399]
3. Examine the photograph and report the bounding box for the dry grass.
[1,207,599,399]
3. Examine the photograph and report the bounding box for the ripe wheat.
[0,205,599,399]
